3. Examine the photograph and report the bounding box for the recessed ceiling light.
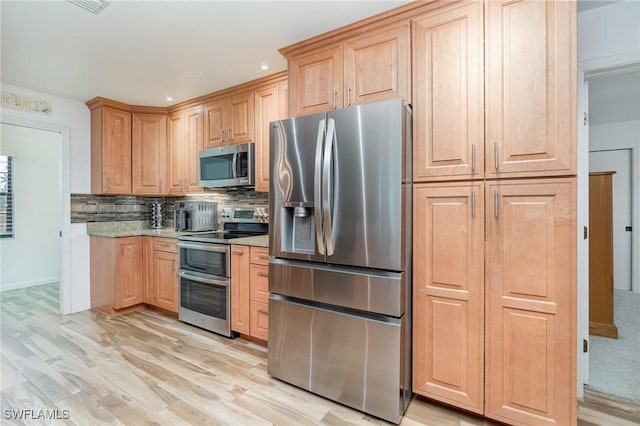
[260,63,269,71]
[165,96,174,102]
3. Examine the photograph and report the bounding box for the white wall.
[578,1,640,71]
[0,82,91,313]
[0,124,61,289]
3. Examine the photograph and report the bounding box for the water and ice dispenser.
[280,203,315,254]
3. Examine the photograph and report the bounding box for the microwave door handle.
[232,152,238,179]
[314,119,326,255]
[323,118,335,256]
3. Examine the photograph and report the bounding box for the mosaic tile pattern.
[71,190,269,224]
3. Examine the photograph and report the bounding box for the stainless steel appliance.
[268,98,412,424]
[177,207,268,337]
[174,201,217,232]
[199,142,255,188]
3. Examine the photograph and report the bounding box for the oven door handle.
[177,242,229,254]
[177,270,229,287]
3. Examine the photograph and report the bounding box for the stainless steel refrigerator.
[268,98,412,423]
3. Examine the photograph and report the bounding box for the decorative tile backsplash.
[71,190,269,224]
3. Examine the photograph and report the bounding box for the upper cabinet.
[413,0,576,182]
[203,91,254,149]
[412,2,484,181]
[132,113,167,195]
[485,0,576,178]
[254,78,288,193]
[88,101,132,194]
[167,105,203,195]
[285,23,410,117]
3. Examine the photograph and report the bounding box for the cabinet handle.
[257,309,268,314]
[178,178,182,189]
[347,85,351,106]
[471,144,476,172]
[159,178,163,192]
[232,249,244,255]
[258,254,269,260]
[471,189,476,218]
[228,128,232,142]
[120,244,124,255]
[494,189,499,218]
[221,129,224,143]
[107,176,111,189]
[172,259,175,271]
[257,271,269,277]
[494,142,499,170]
[333,89,337,109]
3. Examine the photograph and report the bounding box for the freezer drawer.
[268,295,409,424]
[269,258,404,317]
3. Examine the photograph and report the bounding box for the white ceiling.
[0,0,409,106]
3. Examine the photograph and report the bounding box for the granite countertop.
[87,221,270,247]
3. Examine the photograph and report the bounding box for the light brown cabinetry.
[249,246,270,341]
[132,113,167,194]
[203,91,254,149]
[286,23,410,116]
[167,106,203,195]
[150,238,179,313]
[89,104,132,194]
[588,172,617,338]
[412,2,484,181]
[414,179,576,425]
[231,244,251,334]
[485,0,576,178]
[484,178,575,425]
[230,244,269,341]
[254,80,289,192]
[413,182,484,414]
[90,236,144,314]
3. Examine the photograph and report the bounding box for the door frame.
[589,145,638,293]
[0,115,72,314]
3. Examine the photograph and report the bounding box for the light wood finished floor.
[1,284,639,425]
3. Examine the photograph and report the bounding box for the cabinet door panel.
[250,300,269,341]
[184,106,203,193]
[115,237,143,308]
[413,3,483,181]
[486,0,576,177]
[485,178,575,425]
[167,112,184,195]
[230,245,250,334]
[204,101,225,148]
[413,183,484,414]
[255,85,279,192]
[344,23,410,106]
[153,250,179,313]
[250,264,269,303]
[229,92,254,145]
[132,114,167,194]
[103,108,132,194]
[289,45,343,116]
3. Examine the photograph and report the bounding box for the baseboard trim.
[0,278,59,292]
[582,389,640,421]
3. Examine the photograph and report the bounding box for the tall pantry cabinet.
[412,1,576,425]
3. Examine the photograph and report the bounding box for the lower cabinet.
[151,238,179,313]
[90,236,144,313]
[413,178,576,426]
[231,244,270,341]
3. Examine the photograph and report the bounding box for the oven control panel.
[219,207,269,223]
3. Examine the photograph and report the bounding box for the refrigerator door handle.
[314,119,326,255]
[323,118,335,256]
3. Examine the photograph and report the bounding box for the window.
[0,156,13,238]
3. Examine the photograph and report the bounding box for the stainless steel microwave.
[199,142,255,188]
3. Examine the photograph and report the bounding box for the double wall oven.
[177,206,268,337]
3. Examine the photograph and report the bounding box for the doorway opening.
[0,121,69,315]
[584,70,640,404]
